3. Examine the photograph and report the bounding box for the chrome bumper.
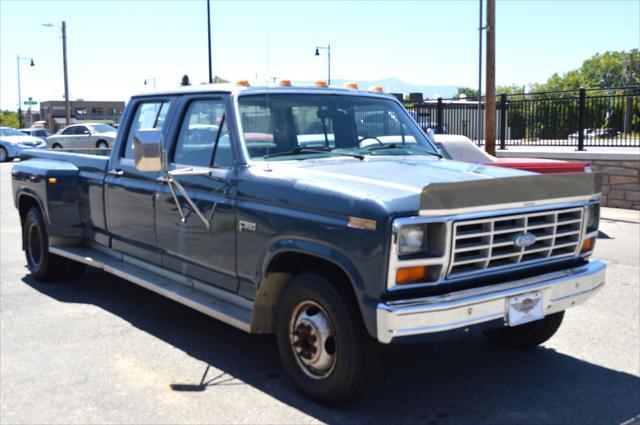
[376,260,606,343]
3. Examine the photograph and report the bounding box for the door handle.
[108,169,124,176]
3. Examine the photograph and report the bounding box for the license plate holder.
[507,291,544,327]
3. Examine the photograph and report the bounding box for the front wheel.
[96,140,109,149]
[0,146,9,162]
[483,311,565,349]
[276,272,379,405]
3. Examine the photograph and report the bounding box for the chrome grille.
[448,207,584,278]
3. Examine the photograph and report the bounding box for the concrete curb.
[600,207,640,223]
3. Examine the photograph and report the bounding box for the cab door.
[155,97,238,292]
[104,99,171,262]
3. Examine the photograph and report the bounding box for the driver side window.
[173,99,232,168]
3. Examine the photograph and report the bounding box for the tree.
[455,87,479,99]
[531,49,639,92]
[180,74,191,86]
[0,110,20,128]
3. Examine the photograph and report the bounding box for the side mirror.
[133,129,163,172]
[83,130,91,135]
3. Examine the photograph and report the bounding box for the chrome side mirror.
[133,129,163,172]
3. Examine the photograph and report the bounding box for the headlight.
[585,203,600,232]
[398,224,426,255]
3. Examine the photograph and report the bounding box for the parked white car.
[0,127,47,162]
[47,123,117,149]
[19,128,54,142]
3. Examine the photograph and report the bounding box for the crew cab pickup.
[12,83,606,404]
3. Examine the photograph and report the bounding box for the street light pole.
[207,0,213,84]
[16,55,35,128]
[314,45,331,85]
[144,78,157,90]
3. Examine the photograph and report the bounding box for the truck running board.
[49,245,252,332]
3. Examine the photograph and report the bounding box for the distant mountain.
[302,77,459,99]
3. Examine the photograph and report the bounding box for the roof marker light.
[343,82,358,89]
[314,80,328,87]
[279,79,292,87]
[369,85,383,93]
[236,80,250,86]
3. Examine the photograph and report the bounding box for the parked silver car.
[47,123,117,149]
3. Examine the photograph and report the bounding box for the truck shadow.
[22,269,640,425]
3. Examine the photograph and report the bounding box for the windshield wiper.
[263,146,364,160]
[364,143,443,158]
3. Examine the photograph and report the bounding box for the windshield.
[237,93,439,161]
[89,124,116,133]
[0,128,27,137]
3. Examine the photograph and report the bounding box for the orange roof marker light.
[236,80,250,87]
[368,85,383,93]
[343,82,358,89]
[279,79,292,87]
[314,80,328,87]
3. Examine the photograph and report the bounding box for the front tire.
[0,146,9,162]
[483,311,565,349]
[52,144,62,150]
[96,140,109,149]
[23,207,86,281]
[276,272,379,405]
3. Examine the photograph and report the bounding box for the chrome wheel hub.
[0,148,7,162]
[289,301,337,379]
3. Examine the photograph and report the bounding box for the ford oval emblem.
[514,232,537,248]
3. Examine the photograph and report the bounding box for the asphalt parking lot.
[1,161,638,425]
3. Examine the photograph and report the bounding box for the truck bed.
[13,149,111,240]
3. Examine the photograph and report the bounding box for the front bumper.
[376,260,606,343]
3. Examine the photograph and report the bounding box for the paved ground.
[1,161,638,424]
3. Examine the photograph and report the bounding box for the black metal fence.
[402,86,640,149]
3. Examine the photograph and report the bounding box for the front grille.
[448,207,584,278]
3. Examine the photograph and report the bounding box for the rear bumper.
[376,260,606,343]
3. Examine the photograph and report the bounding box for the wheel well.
[18,195,40,222]
[96,139,107,147]
[52,143,62,148]
[252,251,358,333]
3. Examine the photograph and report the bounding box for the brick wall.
[588,160,640,210]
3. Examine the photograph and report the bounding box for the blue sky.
[1,0,638,110]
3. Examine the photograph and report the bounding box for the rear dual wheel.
[23,207,85,281]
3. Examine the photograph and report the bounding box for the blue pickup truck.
[12,83,606,404]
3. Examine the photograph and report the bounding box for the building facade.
[39,100,125,131]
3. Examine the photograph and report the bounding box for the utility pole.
[62,21,70,126]
[484,0,496,156]
[477,0,483,142]
[207,0,213,84]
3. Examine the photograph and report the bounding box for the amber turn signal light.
[581,238,594,252]
[396,266,427,285]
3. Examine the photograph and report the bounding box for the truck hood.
[247,157,534,218]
